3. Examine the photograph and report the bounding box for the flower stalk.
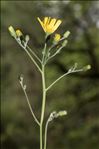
[8,17,91,149]
[40,64,46,149]
[19,75,40,126]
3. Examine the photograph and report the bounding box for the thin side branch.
[47,46,63,62]
[26,45,42,63]
[15,38,42,74]
[20,83,40,126]
[46,68,83,91]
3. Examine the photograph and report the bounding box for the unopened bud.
[62,40,68,47]
[18,74,24,85]
[83,65,91,71]
[63,31,70,38]
[23,85,26,90]
[87,65,91,70]
[8,26,16,37]
[25,35,30,43]
[48,111,57,122]
[57,110,67,117]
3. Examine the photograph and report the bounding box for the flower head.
[16,29,23,37]
[37,17,62,35]
[54,33,61,42]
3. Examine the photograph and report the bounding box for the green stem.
[40,64,46,149]
[40,125,43,149]
[40,65,46,124]
[44,120,49,149]
[26,45,42,63]
[20,84,40,126]
[24,48,42,73]
[46,69,83,91]
[16,38,42,74]
[42,43,47,65]
[47,46,63,62]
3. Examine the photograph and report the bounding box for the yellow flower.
[37,17,62,35]
[54,34,61,42]
[16,29,23,37]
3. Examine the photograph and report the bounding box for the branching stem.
[9,24,87,149]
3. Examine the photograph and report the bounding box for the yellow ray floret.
[37,17,62,34]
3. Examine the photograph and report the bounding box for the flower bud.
[57,110,67,117]
[62,40,68,47]
[83,65,91,71]
[54,34,61,43]
[16,29,23,37]
[18,74,24,85]
[63,31,70,38]
[23,85,26,90]
[25,35,30,43]
[8,26,16,37]
[87,65,91,70]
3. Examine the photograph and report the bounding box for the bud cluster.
[48,110,67,122]
[18,74,26,90]
[42,30,70,65]
[8,26,30,47]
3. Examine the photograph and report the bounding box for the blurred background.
[1,1,99,149]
